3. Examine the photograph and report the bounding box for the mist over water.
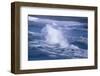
[42,23,69,48]
[28,15,88,61]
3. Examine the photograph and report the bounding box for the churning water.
[28,15,88,61]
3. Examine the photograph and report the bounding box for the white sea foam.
[41,23,69,48]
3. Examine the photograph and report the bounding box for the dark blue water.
[28,15,88,61]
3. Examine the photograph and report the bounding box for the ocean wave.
[29,40,87,58]
[28,23,88,59]
[28,31,42,36]
[62,27,87,31]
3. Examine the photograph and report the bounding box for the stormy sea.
[28,15,88,61]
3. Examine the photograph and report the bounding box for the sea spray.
[41,23,69,48]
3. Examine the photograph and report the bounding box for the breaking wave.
[28,23,88,60]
